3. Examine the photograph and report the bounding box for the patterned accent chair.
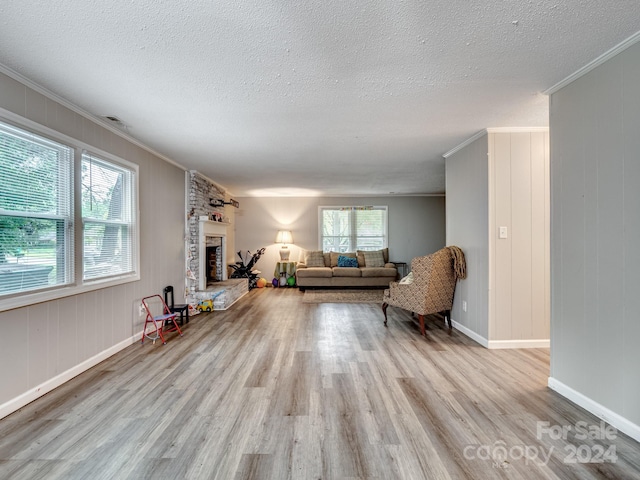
[382,248,458,336]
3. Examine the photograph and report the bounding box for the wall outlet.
[138,303,146,316]
[462,300,467,312]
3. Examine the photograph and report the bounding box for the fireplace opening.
[205,237,223,286]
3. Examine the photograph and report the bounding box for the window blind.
[82,153,135,281]
[320,206,387,252]
[0,122,74,294]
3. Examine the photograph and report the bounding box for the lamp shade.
[275,230,293,245]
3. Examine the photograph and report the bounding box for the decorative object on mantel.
[275,230,293,261]
[228,248,266,289]
[209,198,240,208]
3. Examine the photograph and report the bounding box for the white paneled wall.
[0,71,186,417]
[489,131,550,343]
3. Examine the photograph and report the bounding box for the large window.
[0,116,138,308]
[320,206,388,252]
[82,153,135,281]
[0,122,73,295]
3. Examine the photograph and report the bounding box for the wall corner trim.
[544,30,640,95]
[443,130,487,159]
[548,377,640,443]
[0,331,143,421]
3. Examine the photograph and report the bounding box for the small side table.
[391,261,408,278]
[274,261,297,287]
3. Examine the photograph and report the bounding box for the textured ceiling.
[1,1,640,196]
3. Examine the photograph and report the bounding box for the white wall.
[233,196,445,281]
[0,71,187,418]
[549,40,640,438]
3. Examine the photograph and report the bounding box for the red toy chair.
[140,294,183,345]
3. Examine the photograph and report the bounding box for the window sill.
[0,273,141,313]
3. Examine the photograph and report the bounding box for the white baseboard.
[451,320,550,349]
[488,339,550,349]
[451,319,489,347]
[548,377,640,443]
[0,331,142,421]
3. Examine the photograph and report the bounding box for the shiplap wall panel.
[621,44,640,419]
[593,56,625,414]
[510,133,534,340]
[0,71,187,414]
[530,132,550,340]
[492,133,513,340]
[550,41,640,427]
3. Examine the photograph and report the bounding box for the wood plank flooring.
[0,288,638,479]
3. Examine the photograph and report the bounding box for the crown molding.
[443,127,549,159]
[442,130,487,159]
[544,30,640,95]
[486,127,548,133]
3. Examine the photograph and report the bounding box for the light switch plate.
[499,226,508,239]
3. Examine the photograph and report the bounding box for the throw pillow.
[330,251,355,267]
[337,255,358,267]
[305,250,326,267]
[363,250,385,267]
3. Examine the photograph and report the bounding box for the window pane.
[0,122,73,296]
[0,216,67,294]
[83,222,132,280]
[82,156,128,221]
[319,206,387,253]
[82,152,135,282]
[0,124,72,216]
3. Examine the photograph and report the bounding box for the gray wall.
[445,135,490,339]
[233,196,445,281]
[0,71,186,414]
[550,42,640,429]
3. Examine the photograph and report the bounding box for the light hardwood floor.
[0,288,638,479]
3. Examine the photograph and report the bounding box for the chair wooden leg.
[418,314,426,336]
[444,309,452,330]
[382,302,388,326]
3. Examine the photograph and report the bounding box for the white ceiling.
[1,1,639,197]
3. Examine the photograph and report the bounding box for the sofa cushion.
[296,267,333,278]
[337,255,358,267]
[330,251,355,267]
[332,267,362,277]
[356,250,366,267]
[363,250,385,267]
[305,250,326,267]
[361,267,397,278]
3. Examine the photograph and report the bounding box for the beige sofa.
[296,249,397,290]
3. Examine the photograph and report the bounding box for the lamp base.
[279,247,290,261]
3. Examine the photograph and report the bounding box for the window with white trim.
[0,116,139,306]
[0,122,74,294]
[319,206,388,252]
[82,152,135,281]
